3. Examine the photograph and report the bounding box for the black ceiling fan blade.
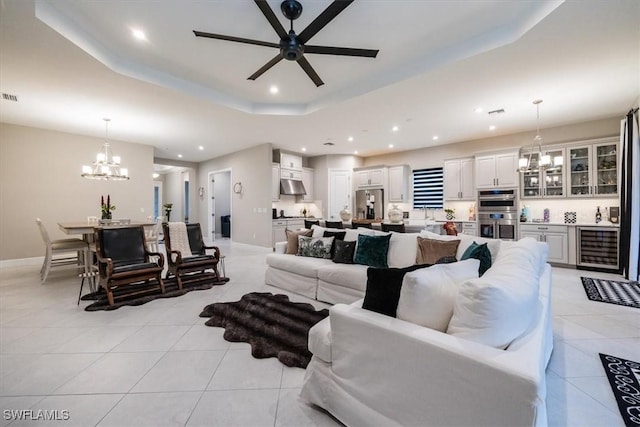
[254,0,288,39]
[193,31,279,49]
[248,54,285,81]
[297,56,324,87]
[298,0,355,44]
[305,45,379,58]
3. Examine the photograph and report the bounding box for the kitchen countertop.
[520,221,620,227]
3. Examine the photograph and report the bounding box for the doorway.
[208,169,232,241]
[328,169,351,220]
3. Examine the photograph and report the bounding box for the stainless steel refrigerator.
[355,189,384,220]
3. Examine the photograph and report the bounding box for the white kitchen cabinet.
[475,151,519,188]
[355,168,385,188]
[520,148,567,198]
[272,164,280,202]
[444,158,474,200]
[272,219,305,248]
[388,165,410,202]
[567,137,618,198]
[280,169,303,181]
[300,167,314,202]
[461,222,477,236]
[280,152,303,171]
[519,224,568,264]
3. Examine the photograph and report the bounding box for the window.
[412,167,444,209]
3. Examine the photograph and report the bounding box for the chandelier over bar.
[518,99,552,173]
[81,118,129,180]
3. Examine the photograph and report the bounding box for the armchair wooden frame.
[163,223,222,289]
[95,225,165,306]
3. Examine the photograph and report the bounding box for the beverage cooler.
[576,227,619,271]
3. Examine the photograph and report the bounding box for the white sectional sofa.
[265,225,499,304]
[300,237,553,427]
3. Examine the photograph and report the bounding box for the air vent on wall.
[488,108,505,115]
[323,142,335,146]
[2,93,18,102]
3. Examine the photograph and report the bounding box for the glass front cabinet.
[521,148,566,199]
[568,138,618,198]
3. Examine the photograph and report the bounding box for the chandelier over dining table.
[518,100,561,173]
[81,118,129,180]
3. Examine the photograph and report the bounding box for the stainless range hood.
[280,179,306,196]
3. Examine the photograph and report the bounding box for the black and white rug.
[581,277,640,309]
[600,353,640,426]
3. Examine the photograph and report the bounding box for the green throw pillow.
[297,236,334,259]
[354,234,391,268]
[461,241,492,276]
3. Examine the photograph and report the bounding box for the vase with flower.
[101,195,116,220]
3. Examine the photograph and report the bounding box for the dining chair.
[304,219,320,229]
[381,223,406,233]
[145,220,162,253]
[36,218,89,284]
[324,221,344,229]
[351,222,372,229]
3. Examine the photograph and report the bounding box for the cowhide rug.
[199,292,329,368]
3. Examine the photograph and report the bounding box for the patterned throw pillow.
[461,242,492,276]
[285,229,313,255]
[297,236,335,259]
[354,234,392,268]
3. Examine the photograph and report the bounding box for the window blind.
[412,167,444,209]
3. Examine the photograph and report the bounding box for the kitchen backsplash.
[273,196,322,218]
[520,198,618,223]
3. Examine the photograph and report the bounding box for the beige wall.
[308,155,363,219]
[0,123,155,261]
[197,143,273,248]
[363,117,621,169]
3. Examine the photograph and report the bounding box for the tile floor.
[0,240,637,426]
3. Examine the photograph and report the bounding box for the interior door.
[329,169,351,220]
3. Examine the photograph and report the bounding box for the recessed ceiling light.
[131,29,147,41]
[198,146,204,150]
[152,173,159,179]
[392,126,399,132]
[354,150,359,154]
[348,136,354,142]
[388,144,394,148]
[177,154,183,158]
[489,125,496,131]
[474,107,483,113]
[432,136,439,140]
[301,147,307,152]
[269,85,279,94]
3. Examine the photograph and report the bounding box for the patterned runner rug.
[581,277,640,309]
[599,353,640,426]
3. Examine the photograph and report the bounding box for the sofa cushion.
[266,253,329,279]
[285,229,313,254]
[396,259,480,332]
[317,263,369,292]
[447,237,543,349]
[387,232,419,268]
[332,240,356,264]
[354,234,392,268]
[362,264,432,317]
[298,236,334,259]
[415,237,460,265]
[461,242,492,276]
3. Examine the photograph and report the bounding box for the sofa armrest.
[328,304,543,427]
[274,241,287,254]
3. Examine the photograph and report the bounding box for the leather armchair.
[163,223,221,289]
[95,226,165,306]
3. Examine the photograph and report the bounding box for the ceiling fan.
[193,0,379,87]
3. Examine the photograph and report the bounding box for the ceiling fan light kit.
[194,0,379,87]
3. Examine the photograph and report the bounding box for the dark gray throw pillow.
[324,230,347,257]
[332,240,356,264]
[362,264,432,317]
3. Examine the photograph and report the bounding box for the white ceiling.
[0,0,638,162]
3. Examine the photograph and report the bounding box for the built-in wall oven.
[477,189,518,240]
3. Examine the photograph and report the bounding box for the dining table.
[58,220,156,242]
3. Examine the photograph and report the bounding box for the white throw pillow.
[447,237,543,349]
[396,259,480,332]
[387,232,419,268]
